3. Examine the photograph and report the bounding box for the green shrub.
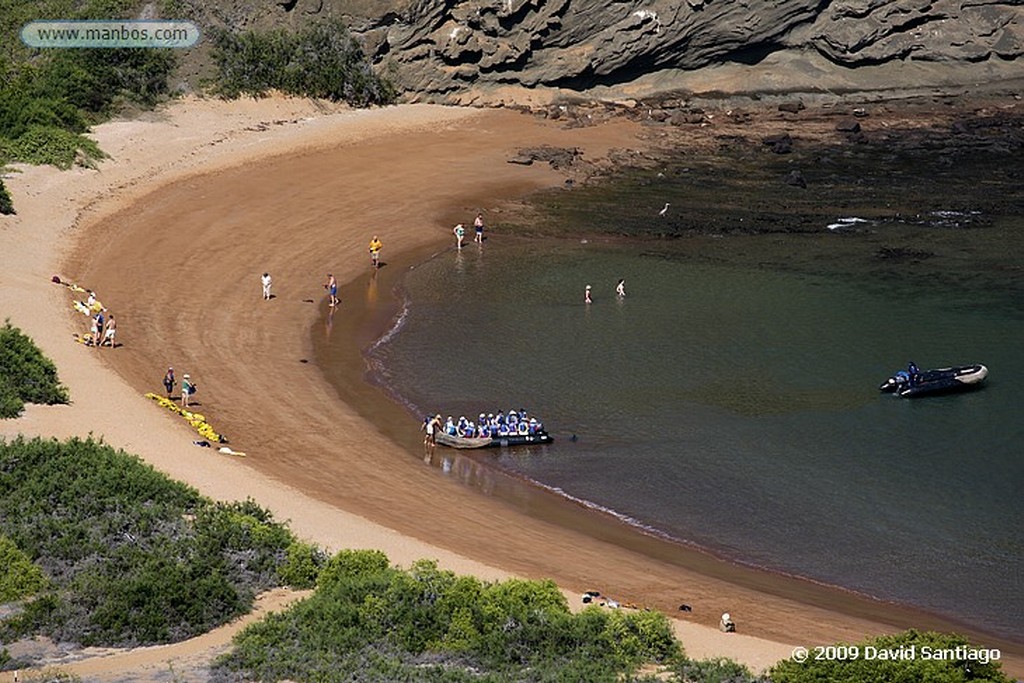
[318,547,392,589]
[602,607,679,669]
[0,177,13,215]
[35,48,175,115]
[0,437,305,652]
[0,534,47,601]
[673,656,759,682]
[217,550,684,682]
[0,321,69,413]
[278,540,327,589]
[0,373,23,418]
[0,125,105,170]
[211,19,396,106]
[0,71,90,139]
[770,630,1012,683]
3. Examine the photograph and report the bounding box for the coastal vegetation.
[0,321,69,419]
[213,549,683,682]
[209,19,396,106]
[0,437,320,659]
[770,630,1012,683]
[0,536,47,602]
[0,178,13,215]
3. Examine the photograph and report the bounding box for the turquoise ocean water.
[361,237,1024,641]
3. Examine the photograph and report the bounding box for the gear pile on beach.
[144,392,227,443]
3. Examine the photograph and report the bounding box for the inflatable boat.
[879,364,988,398]
[435,431,552,449]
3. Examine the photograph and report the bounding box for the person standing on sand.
[453,223,465,250]
[324,274,338,307]
[101,314,116,348]
[163,367,176,398]
[89,312,100,346]
[585,284,592,304]
[616,279,626,298]
[473,213,484,243]
[181,373,195,408]
[261,272,273,300]
[369,236,383,268]
[92,310,105,348]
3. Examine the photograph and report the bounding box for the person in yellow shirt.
[368,236,383,268]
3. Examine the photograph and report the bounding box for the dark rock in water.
[835,119,862,133]
[778,100,805,114]
[507,155,535,166]
[876,246,935,261]
[784,170,807,188]
[763,133,793,154]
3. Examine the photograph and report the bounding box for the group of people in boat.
[424,409,545,443]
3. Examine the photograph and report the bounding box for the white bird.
[658,202,670,216]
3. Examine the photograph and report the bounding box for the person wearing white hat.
[720,612,735,632]
[585,284,592,304]
[181,373,195,407]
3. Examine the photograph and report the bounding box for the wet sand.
[2,96,1021,678]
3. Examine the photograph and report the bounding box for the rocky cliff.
[339,0,1021,99]
[180,0,1022,101]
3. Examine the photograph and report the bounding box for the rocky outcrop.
[800,0,1022,64]
[343,0,1021,99]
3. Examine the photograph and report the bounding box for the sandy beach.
[2,96,1021,680]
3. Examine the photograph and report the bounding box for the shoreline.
[2,95,1021,678]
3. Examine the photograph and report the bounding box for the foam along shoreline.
[0,95,1020,678]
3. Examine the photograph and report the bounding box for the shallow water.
[363,235,1024,640]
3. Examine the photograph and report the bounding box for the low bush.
[673,656,762,682]
[0,437,304,650]
[0,535,47,602]
[210,19,396,106]
[214,550,682,682]
[0,374,22,418]
[0,321,68,418]
[278,540,328,589]
[0,177,13,215]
